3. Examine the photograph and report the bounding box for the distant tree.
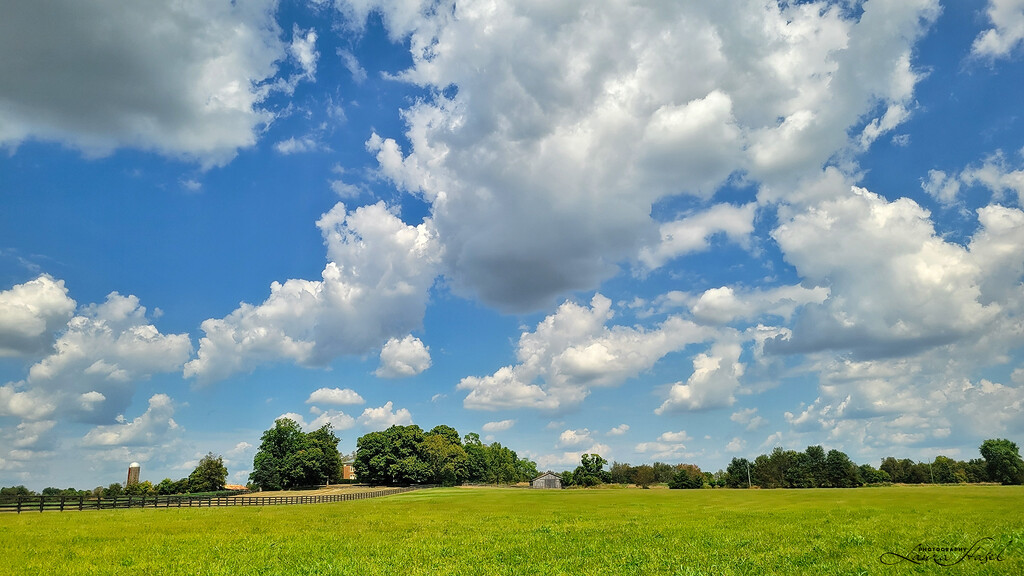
[651,462,675,484]
[463,433,489,483]
[724,458,751,488]
[189,452,228,492]
[251,418,307,490]
[963,458,990,483]
[354,425,427,486]
[420,431,468,486]
[306,424,343,485]
[41,487,62,496]
[485,442,519,485]
[858,464,890,484]
[803,445,827,488]
[633,465,655,489]
[560,469,575,487]
[609,461,636,485]
[571,453,609,487]
[668,464,704,489]
[0,485,34,496]
[824,449,861,488]
[880,457,913,483]
[102,483,124,498]
[980,438,1024,485]
[251,419,343,490]
[156,478,177,495]
[428,425,462,446]
[906,462,931,484]
[931,456,967,484]
[516,457,539,482]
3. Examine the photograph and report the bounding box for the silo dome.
[129,462,141,468]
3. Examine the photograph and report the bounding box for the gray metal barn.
[531,472,562,489]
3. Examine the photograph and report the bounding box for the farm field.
[1,485,1021,575]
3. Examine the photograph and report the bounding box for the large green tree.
[250,419,343,490]
[188,452,228,492]
[668,464,704,489]
[980,438,1024,485]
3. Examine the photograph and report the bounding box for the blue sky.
[2,0,1024,490]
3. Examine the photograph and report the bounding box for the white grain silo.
[126,462,141,486]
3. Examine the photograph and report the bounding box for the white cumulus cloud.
[0,0,290,167]
[375,335,431,378]
[185,202,442,383]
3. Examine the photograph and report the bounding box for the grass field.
[2,485,1021,575]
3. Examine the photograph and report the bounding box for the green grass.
[2,485,1022,575]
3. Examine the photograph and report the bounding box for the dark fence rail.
[0,486,427,514]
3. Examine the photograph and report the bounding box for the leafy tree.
[824,449,861,488]
[880,457,915,483]
[570,453,609,487]
[251,419,343,490]
[980,438,1024,485]
[306,424,343,485]
[651,462,675,484]
[41,487,62,496]
[515,457,539,482]
[668,464,704,489]
[251,418,306,490]
[963,458,990,483]
[633,465,655,488]
[463,433,489,483]
[420,431,468,486]
[125,480,156,496]
[858,464,891,484]
[931,456,967,484]
[906,462,931,484]
[803,445,827,488]
[354,425,429,486]
[429,425,462,446]
[609,461,635,485]
[102,483,124,498]
[724,458,751,488]
[0,485,35,496]
[189,452,228,492]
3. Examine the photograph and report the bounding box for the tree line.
[354,424,539,486]
[574,438,1024,489]
[0,452,229,498]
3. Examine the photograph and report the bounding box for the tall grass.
[2,485,1021,575]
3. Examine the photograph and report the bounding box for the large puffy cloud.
[458,294,715,411]
[769,192,1024,458]
[350,0,938,310]
[971,0,1024,60]
[770,187,1002,357]
[1,291,192,424]
[185,201,442,382]
[0,0,294,167]
[0,275,76,357]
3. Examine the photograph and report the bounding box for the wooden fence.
[0,486,426,514]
